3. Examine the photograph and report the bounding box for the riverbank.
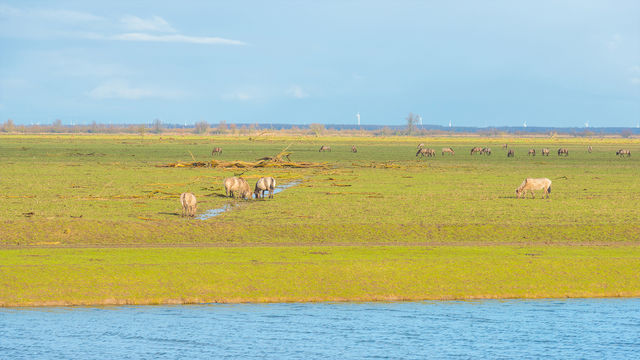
[2,246,639,307]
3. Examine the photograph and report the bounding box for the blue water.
[1,299,638,359]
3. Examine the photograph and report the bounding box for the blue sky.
[1,1,638,127]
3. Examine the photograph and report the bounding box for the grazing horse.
[351,145,358,153]
[528,149,536,156]
[470,147,483,155]
[515,178,552,199]
[180,192,197,217]
[442,147,455,156]
[211,147,222,156]
[588,146,592,153]
[616,149,631,157]
[541,148,550,156]
[416,148,435,157]
[417,143,425,149]
[557,148,569,156]
[224,177,252,199]
[502,143,508,149]
[254,177,276,199]
[507,149,515,157]
[482,147,492,155]
[319,145,331,152]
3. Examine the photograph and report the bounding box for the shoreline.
[3,293,640,308]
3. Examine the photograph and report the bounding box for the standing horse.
[212,147,222,156]
[558,148,569,156]
[507,149,515,157]
[442,147,455,155]
[416,148,435,157]
[616,149,631,157]
[541,148,550,156]
[180,192,197,217]
[588,146,592,153]
[224,177,252,199]
[319,145,331,152]
[528,149,536,156]
[515,178,552,199]
[351,145,358,153]
[254,177,276,199]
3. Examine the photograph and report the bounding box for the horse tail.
[548,185,551,193]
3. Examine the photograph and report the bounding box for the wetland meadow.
[0,134,638,306]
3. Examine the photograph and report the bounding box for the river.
[1,298,638,359]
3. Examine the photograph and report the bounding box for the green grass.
[0,134,638,305]
[1,134,638,246]
[1,246,638,306]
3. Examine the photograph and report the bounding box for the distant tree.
[309,123,325,136]
[2,119,15,132]
[194,121,209,134]
[621,129,632,138]
[229,123,237,135]
[405,113,418,135]
[216,120,228,134]
[151,118,163,134]
[138,124,147,141]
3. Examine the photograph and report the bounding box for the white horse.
[516,178,552,199]
[254,177,276,199]
[180,192,197,217]
[224,177,252,199]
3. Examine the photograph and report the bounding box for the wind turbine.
[448,119,452,128]
[584,121,589,128]
[523,121,527,128]
[356,112,360,126]
[418,115,423,127]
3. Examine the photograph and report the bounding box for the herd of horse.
[180,176,277,217]
[181,143,633,216]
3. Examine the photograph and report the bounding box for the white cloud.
[222,91,255,101]
[608,34,622,49]
[88,80,184,100]
[120,15,176,33]
[109,32,246,45]
[1,4,244,46]
[287,85,309,99]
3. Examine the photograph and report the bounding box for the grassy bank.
[1,135,638,306]
[1,246,639,307]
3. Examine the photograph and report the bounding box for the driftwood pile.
[159,147,329,169]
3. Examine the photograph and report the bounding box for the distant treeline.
[1,118,638,137]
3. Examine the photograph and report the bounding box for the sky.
[0,1,639,127]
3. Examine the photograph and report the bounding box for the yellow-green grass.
[1,134,638,246]
[1,246,639,306]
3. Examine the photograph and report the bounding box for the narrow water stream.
[196,180,302,220]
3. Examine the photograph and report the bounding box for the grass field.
[1,134,639,305]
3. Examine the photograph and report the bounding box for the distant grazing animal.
[507,149,515,157]
[482,147,492,155]
[470,147,483,155]
[416,148,435,157]
[616,149,631,157]
[528,149,536,156]
[442,147,455,156]
[351,145,358,153]
[588,146,592,153]
[224,177,252,199]
[254,177,276,199]
[557,148,569,156]
[180,192,197,217]
[319,145,331,152]
[211,147,222,156]
[515,178,552,199]
[417,143,425,149]
[541,148,550,156]
[502,144,508,149]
